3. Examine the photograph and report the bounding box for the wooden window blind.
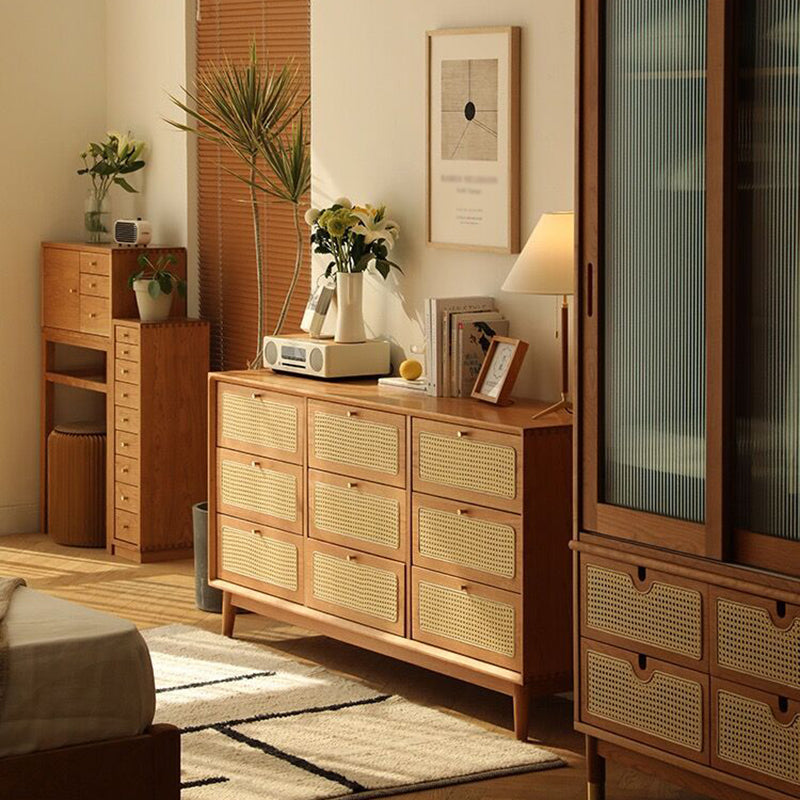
[196,0,311,370]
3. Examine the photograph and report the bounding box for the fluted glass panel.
[736,1,800,541]
[603,0,707,523]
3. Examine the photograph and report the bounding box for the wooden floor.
[0,533,709,800]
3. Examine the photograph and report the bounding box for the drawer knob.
[90,260,97,266]
[251,460,261,469]
[456,430,468,438]
[120,495,128,502]
[346,410,356,418]
[121,368,129,374]
[89,313,97,318]
[347,482,356,489]
[251,528,262,536]
[90,282,96,288]
[69,288,77,294]
[122,349,129,356]
[456,508,468,516]
[120,442,128,448]
[346,554,357,563]
[251,392,262,400]
[121,467,129,473]
[122,393,129,398]
[121,417,129,423]
[460,584,469,593]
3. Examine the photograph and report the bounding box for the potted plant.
[306,199,402,342]
[168,43,310,367]
[128,253,187,322]
[77,131,146,243]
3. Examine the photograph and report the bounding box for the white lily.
[304,207,321,226]
[351,210,400,247]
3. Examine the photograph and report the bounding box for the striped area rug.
[144,625,563,799]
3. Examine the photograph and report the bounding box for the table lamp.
[501,211,574,420]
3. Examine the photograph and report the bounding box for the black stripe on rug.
[157,671,276,694]
[181,693,392,734]
[214,724,367,793]
[181,776,230,789]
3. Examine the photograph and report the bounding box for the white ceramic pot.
[133,280,174,322]
[334,272,366,343]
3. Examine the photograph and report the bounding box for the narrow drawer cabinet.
[412,419,522,513]
[308,400,406,487]
[711,588,800,699]
[306,541,405,635]
[208,372,573,741]
[110,320,209,562]
[412,495,521,592]
[217,384,305,464]
[412,567,522,670]
[217,515,302,603]
[309,470,406,560]
[580,555,707,668]
[712,679,800,794]
[581,639,709,763]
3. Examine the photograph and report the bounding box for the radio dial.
[264,341,279,366]
[309,347,323,372]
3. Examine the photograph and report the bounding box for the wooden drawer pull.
[250,392,262,400]
[120,442,128,448]
[121,466,129,473]
[69,288,77,294]
[250,460,261,469]
[456,430,468,438]
[460,584,470,593]
[251,528,262,536]
[346,410,356,418]
[456,508,468,516]
[120,494,129,502]
[346,482,357,489]
[346,554,357,563]
[90,260,97,266]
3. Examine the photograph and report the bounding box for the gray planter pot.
[192,502,223,613]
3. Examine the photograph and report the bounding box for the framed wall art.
[426,26,521,254]
[471,336,528,405]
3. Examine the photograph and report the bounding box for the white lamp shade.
[502,212,575,296]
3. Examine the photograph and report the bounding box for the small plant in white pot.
[129,253,187,322]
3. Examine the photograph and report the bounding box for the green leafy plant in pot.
[128,253,187,322]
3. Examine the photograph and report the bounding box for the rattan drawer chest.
[208,371,573,739]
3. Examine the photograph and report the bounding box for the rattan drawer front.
[713,679,800,792]
[115,405,140,434]
[115,455,139,486]
[115,325,140,345]
[115,430,140,460]
[412,495,521,592]
[115,381,139,409]
[582,556,706,666]
[115,342,140,362]
[216,448,303,535]
[581,640,709,763]
[308,471,406,560]
[411,567,521,670]
[217,515,302,602]
[115,482,139,514]
[712,588,800,698]
[217,384,304,464]
[305,541,405,635]
[309,401,405,488]
[115,359,140,385]
[412,420,521,512]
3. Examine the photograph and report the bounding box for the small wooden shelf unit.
[208,370,573,739]
[41,242,209,561]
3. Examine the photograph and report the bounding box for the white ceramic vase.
[334,272,366,343]
[133,280,174,322]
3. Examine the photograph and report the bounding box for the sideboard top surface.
[210,369,573,433]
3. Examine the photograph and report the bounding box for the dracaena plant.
[128,253,187,300]
[167,42,310,368]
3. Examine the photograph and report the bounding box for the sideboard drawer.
[217,383,304,464]
[115,406,140,434]
[115,430,140,460]
[306,541,405,635]
[79,251,110,276]
[115,381,139,409]
[308,400,406,488]
[115,325,140,346]
[216,448,303,535]
[412,495,521,592]
[711,587,800,699]
[581,639,709,763]
[79,273,109,298]
[308,470,406,560]
[411,567,521,670]
[581,555,706,667]
[412,419,521,512]
[115,482,140,514]
[115,509,140,545]
[80,295,109,336]
[713,678,800,793]
[115,359,140,385]
[115,342,140,362]
[115,455,139,486]
[217,515,302,603]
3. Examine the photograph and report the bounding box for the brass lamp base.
[531,392,573,421]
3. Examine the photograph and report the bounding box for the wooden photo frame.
[426,26,521,254]
[471,336,528,405]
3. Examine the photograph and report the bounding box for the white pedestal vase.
[133,280,174,322]
[334,272,366,343]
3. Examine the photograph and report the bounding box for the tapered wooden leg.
[221,592,236,638]
[586,736,606,800]
[512,684,530,741]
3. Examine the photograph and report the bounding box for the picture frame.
[426,26,521,254]
[471,336,528,405]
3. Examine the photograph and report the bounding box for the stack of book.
[424,297,509,397]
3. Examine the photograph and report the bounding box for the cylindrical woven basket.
[47,421,106,547]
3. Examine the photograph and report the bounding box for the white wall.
[0,0,108,533]
[311,0,575,399]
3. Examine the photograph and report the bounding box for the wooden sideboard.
[41,242,208,561]
[207,370,573,739]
